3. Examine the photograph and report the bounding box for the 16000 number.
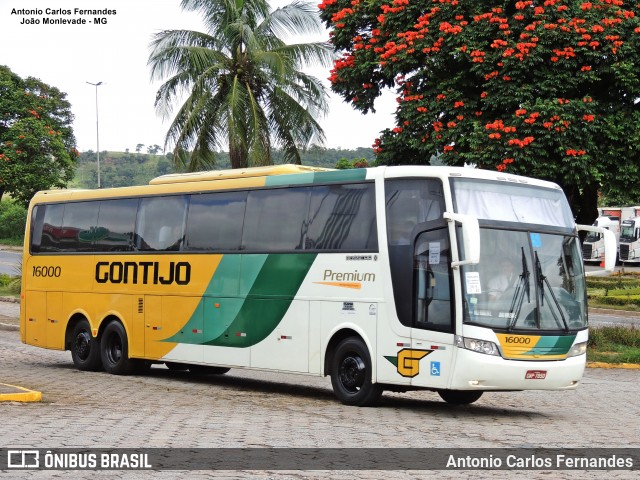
[32,266,61,277]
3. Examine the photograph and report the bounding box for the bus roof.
[149,164,333,185]
[29,164,563,205]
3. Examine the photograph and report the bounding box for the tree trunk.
[561,182,599,240]
[573,183,599,227]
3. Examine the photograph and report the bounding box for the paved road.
[1,326,639,478]
[0,249,21,276]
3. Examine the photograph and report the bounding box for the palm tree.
[149,0,333,171]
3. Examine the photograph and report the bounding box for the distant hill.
[72,147,375,189]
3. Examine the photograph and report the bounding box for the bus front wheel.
[438,390,483,405]
[100,321,136,375]
[70,320,102,371]
[330,337,382,407]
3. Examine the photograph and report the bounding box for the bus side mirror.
[443,212,480,268]
[578,224,616,276]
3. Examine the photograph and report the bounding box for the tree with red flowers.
[319,0,640,224]
[0,65,77,206]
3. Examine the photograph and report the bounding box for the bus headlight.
[455,335,500,356]
[568,341,587,357]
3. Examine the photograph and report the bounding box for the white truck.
[582,209,622,264]
[618,207,640,263]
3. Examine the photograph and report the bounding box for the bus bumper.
[448,349,586,391]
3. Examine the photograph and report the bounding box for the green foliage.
[72,151,180,189]
[587,276,640,289]
[0,200,26,240]
[149,0,334,171]
[0,65,77,206]
[588,326,640,364]
[319,0,640,224]
[586,273,640,310]
[72,146,375,188]
[335,157,370,169]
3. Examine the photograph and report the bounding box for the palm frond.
[150,0,329,170]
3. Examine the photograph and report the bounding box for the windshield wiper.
[507,247,531,332]
[535,252,569,332]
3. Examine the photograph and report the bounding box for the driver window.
[414,228,453,332]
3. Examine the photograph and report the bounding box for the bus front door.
[410,228,455,389]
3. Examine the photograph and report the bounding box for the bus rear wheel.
[330,337,382,407]
[438,390,483,405]
[100,321,136,375]
[70,320,102,371]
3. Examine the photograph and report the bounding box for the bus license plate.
[525,370,547,380]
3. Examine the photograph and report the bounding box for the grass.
[0,238,23,247]
[0,286,19,299]
[0,272,20,298]
[588,326,640,364]
[587,272,640,310]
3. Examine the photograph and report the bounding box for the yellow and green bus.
[20,165,615,406]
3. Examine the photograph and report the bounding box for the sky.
[0,0,396,154]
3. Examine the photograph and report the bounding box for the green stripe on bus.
[164,254,317,347]
[265,169,367,187]
[162,255,267,344]
[204,254,317,347]
[524,335,576,356]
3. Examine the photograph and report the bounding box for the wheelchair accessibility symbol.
[430,361,441,377]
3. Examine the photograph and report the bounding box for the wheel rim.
[75,331,92,361]
[339,354,366,393]
[106,332,123,365]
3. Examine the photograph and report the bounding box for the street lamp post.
[86,81,103,188]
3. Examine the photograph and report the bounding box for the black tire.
[70,320,102,371]
[330,337,382,407]
[189,365,230,375]
[438,390,483,405]
[100,321,136,375]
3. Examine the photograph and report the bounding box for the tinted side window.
[385,178,446,326]
[30,205,44,253]
[185,191,247,251]
[60,202,100,252]
[242,188,311,251]
[136,196,187,251]
[35,203,65,252]
[386,179,445,245]
[307,183,378,251]
[96,199,138,252]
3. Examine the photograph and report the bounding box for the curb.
[0,383,42,402]
[0,296,19,303]
[587,361,640,370]
[0,322,19,332]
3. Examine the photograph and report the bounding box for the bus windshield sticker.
[428,242,440,264]
[465,272,482,294]
[530,233,542,248]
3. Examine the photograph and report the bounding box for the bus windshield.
[452,178,574,228]
[461,229,586,331]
